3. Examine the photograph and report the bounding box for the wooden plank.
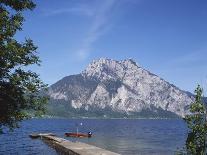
[29,133,55,139]
[30,133,121,155]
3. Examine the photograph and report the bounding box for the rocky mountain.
[47,58,194,118]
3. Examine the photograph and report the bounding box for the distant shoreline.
[34,115,183,120]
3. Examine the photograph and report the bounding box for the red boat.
[65,132,92,138]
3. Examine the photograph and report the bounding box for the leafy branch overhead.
[0,0,48,131]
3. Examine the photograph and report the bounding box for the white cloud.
[163,47,207,69]
[43,4,94,17]
[76,0,117,61]
[174,51,206,64]
[77,49,90,60]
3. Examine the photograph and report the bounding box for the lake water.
[0,119,187,155]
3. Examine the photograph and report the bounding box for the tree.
[0,0,48,132]
[184,85,207,154]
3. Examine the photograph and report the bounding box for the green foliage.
[183,85,207,155]
[0,0,48,132]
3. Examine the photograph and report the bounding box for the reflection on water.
[0,119,187,155]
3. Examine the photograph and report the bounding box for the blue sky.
[16,0,207,94]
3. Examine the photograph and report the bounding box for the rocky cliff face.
[48,58,194,118]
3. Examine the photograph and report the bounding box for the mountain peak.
[82,58,140,80]
[123,58,138,65]
[89,58,119,66]
[48,58,194,118]
[92,58,138,66]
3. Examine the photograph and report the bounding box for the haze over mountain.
[47,58,194,118]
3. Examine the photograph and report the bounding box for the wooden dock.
[30,133,120,155]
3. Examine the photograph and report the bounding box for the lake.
[0,119,187,155]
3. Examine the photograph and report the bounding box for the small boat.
[65,132,92,138]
